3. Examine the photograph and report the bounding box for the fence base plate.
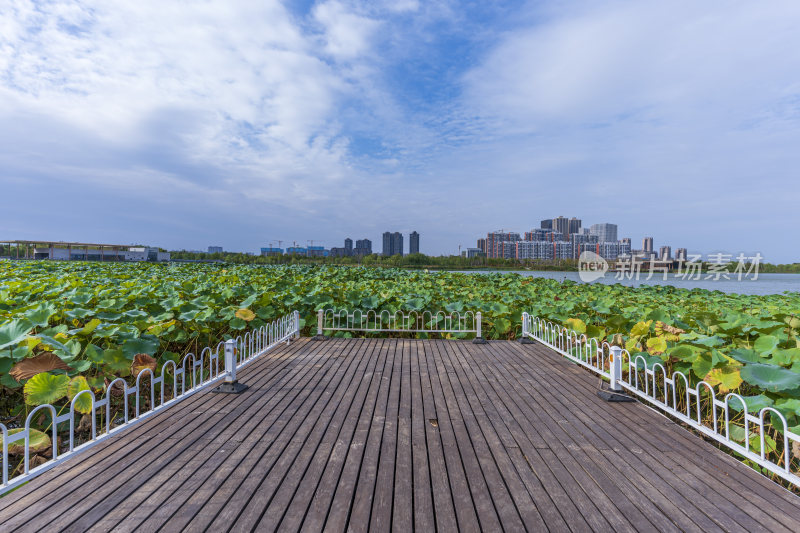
[472,337,488,345]
[597,389,635,402]
[312,335,328,341]
[519,337,535,344]
[213,381,248,394]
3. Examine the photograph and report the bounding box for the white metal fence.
[0,310,300,495]
[521,312,800,488]
[315,308,483,338]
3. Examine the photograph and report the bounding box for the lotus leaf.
[741,363,800,393]
[10,352,71,381]
[1,428,52,455]
[68,376,94,414]
[24,372,70,405]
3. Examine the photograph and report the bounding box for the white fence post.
[472,311,488,344]
[212,339,248,394]
[609,346,622,392]
[225,339,236,382]
[519,312,534,344]
[312,309,327,340]
[597,345,633,402]
[294,310,300,339]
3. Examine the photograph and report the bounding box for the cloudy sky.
[2,0,799,261]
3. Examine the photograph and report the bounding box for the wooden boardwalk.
[1,338,799,532]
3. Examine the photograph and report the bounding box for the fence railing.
[315,309,485,341]
[0,310,300,495]
[521,312,800,488]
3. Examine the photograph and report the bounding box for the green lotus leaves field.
[1,261,799,436]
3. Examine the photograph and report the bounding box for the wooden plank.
[368,337,402,531]
[519,342,800,516]
[471,341,634,532]
[415,339,459,533]
[299,339,391,531]
[427,340,503,532]
[345,339,398,532]
[494,340,721,531]
[1,339,317,532]
[500,341,785,531]
[514,342,800,532]
[316,338,395,531]
[179,337,362,532]
[407,339,436,532]
[2,338,799,533]
[446,341,574,532]
[420,340,480,532]
[244,336,378,531]
[275,337,385,531]
[437,340,539,531]
[66,338,345,533]
[0,339,305,513]
[391,339,414,531]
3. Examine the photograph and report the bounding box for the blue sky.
[1,0,799,261]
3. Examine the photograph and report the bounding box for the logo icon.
[578,251,608,282]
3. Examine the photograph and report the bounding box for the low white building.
[15,241,171,262]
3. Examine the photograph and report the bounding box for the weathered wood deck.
[1,338,799,532]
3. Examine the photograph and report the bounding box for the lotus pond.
[1,261,799,478]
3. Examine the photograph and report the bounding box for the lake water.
[455,271,800,296]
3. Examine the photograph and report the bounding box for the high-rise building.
[486,231,520,258]
[552,216,570,239]
[355,239,372,255]
[675,248,688,261]
[477,238,486,255]
[540,219,553,230]
[589,223,618,243]
[643,237,654,253]
[260,247,283,256]
[551,217,581,241]
[568,217,582,236]
[344,238,353,254]
[208,246,223,254]
[382,232,403,256]
[659,246,672,261]
[621,238,631,247]
[409,231,419,254]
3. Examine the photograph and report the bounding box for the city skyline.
[1,2,798,262]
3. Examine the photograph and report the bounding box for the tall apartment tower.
[477,238,486,255]
[589,223,618,243]
[382,232,403,256]
[540,219,553,230]
[344,238,353,254]
[409,231,419,254]
[354,239,372,255]
[659,246,672,261]
[552,216,570,239]
[568,217,582,236]
[621,238,631,246]
[643,237,654,253]
[675,248,688,261]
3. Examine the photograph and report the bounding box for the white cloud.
[0,0,360,201]
[464,1,800,130]
[313,1,381,61]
